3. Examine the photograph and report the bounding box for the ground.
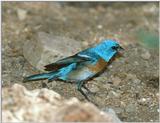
[2,2,159,122]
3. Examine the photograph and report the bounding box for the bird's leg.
[77,81,99,106]
[82,84,96,96]
[42,82,49,88]
[77,81,91,102]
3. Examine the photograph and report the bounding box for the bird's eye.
[112,46,118,50]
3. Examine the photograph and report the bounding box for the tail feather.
[23,72,57,82]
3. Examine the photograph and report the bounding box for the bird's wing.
[44,53,93,71]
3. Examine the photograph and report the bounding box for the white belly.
[66,67,94,81]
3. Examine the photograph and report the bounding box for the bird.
[23,39,124,102]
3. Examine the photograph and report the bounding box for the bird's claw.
[86,91,96,96]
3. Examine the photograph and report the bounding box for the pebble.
[103,84,111,90]
[120,101,126,107]
[134,61,139,65]
[133,78,141,84]
[126,73,141,84]
[108,65,113,68]
[82,41,89,47]
[126,73,137,80]
[156,93,159,99]
[141,51,151,60]
[108,91,120,98]
[137,97,151,106]
[97,25,103,29]
[17,8,27,21]
[111,76,122,86]
[89,84,100,93]
[113,107,124,114]
[50,81,57,88]
[102,108,122,123]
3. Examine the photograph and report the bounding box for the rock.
[23,32,82,71]
[126,73,141,84]
[108,91,120,98]
[102,108,122,123]
[133,78,141,84]
[97,24,103,29]
[141,50,151,60]
[113,107,124,114]
[134,61,139,66]
[82,41,89,47]
[103,83,111,90]
[88,84,100,93]
[2,84,122,122]
[17,9,27,21]
[126,73,137,80]
[137,97,151,106]
[2,110,19,122]
[111,76,122,86]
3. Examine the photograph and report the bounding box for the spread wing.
[44,53,93,71]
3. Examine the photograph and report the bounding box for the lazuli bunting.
[23,39,123,101]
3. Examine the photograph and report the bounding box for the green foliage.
[136,29,159,49]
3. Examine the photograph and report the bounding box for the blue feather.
[23,71,57,82]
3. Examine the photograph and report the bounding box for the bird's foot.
[82,85,96,96]
[86,91,96,96]
[42,82,48,88]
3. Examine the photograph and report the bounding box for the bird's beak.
[119,46,124,50]
[117,46,124,56]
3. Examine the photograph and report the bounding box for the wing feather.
[44,54,92,71]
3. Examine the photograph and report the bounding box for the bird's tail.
[23,71,57,82]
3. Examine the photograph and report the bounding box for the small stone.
[111,76,121,86]
[108,91,120,98]
[126,73,141,84]
[137,97,151,106]
[97,25,103,29]
[82,41,89,47]
[108,65,113,68]
[89,84,99,93]
[103,84,111,90]
[112,107,124,114]
[120,101,126,107]
[133,78,141,84]
[156,93,159,99]
[141,51,151,60]
[102,108,122,123]
[17,9,27,21]
[126,74,136,80]
[134,61,139,65]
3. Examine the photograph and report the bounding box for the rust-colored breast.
[88,58,107,73]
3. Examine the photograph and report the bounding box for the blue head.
[93,39,123,62]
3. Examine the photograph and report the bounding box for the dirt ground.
[2,2,159,122]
